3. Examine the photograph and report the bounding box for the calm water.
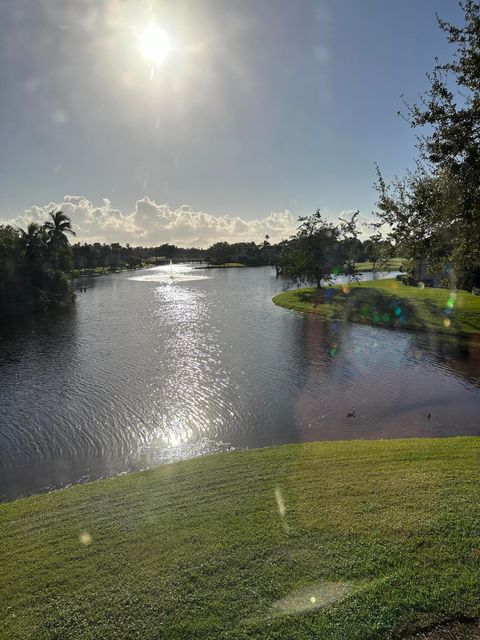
[1,264,480,501]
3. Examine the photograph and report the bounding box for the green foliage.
[206,241,232,264]
[72,242,208,270]
[205,241,272,266]
[362,224,394,273]
[2,438,480,639]
[279,210,360,287]
[0,210,75,317]
[44,211,76,248]
[376,2,480,289]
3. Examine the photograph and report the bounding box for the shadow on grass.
[298,288,425,331]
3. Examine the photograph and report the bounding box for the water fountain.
[128,260,209,283]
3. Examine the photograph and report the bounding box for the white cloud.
[1,196,297,248]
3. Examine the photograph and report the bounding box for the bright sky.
[0,0,463,247]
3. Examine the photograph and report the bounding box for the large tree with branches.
[279,210,360,288]
[376,1,480,289]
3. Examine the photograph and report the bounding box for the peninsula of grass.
[2,437,480,639]
[273,278,480,336]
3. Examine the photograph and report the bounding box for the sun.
[139,24,173,65]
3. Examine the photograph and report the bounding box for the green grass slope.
[273,279,480,336]
[2,438,480,639]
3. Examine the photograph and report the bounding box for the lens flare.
[79,531,92,545]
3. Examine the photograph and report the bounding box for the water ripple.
[1,266,480,500]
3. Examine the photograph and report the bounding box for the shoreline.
[1,433,478,505]
[73,262,154,277]
[194,262,248,269]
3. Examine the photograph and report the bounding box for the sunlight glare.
[139,24,173,65]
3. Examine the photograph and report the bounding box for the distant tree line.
[0,211,76,318]
[72,239,279,270]
[72,233,393,280]
[204,240,273,266]
[71,242,205,270]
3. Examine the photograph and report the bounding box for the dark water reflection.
[1,265,479,500]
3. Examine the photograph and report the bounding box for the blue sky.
[0,0,463,246]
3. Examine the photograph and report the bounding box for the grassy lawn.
[273,278,480,336]
[355,257,407,272]
[2,438,480,639]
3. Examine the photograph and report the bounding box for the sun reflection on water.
[131,269,238,463]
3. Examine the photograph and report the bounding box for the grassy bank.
[2,438,480,639]
[273,278,480,336]
[355,257,406,272]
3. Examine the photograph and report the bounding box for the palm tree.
[18,222,45,263]
[44,211,76,246]
[19,222,40,245]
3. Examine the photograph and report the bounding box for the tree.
[376,2,480,288]
[279,210,359,288]
[44,210,76,247]
[271,239,290,276]
[362,222,393,274]
[19,223,45,265]
[0,213,76,317]
[338,210,361,278]
[0,225,22,280]
[206,242,232,264]
[42,212,75,273]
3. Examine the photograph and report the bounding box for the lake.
[1,264,479,501]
